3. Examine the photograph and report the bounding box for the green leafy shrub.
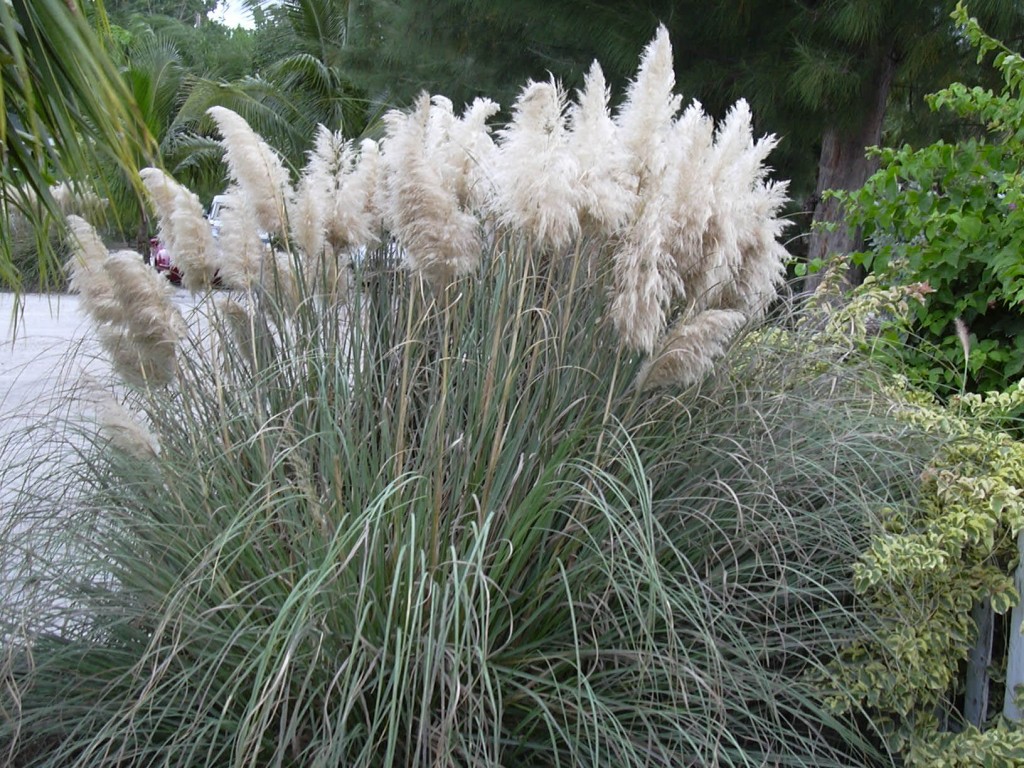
[835,3,1024,396]
[805,279,1024,764]
[825,382,1024,753]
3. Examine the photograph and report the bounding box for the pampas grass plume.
[95,394,161,460]
[700,100,788,315]
[663,101,715,296]
[568,62,634,237]
[492,79,581,251]
[606,24,687,353]
[100,250,186,388]
[609,225,680,354]
[215,189,267,291]
[382,94,481,284]
[447,98,500,213]
[291,126,339,259]
[66,215,121,326]
[208,106,292,236]
[616,24,681,184]
[140,168,218,292]
[68,216,185,388]
[637,309,746,389]
[326,137,382,254]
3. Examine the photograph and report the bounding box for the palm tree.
[1,0,155,292]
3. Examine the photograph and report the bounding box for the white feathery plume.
[441,97,500,214]
[67,219,185,388]
[208,106,292,236]
[615,24,681,187]
[49,182,77,213]
[100,250,186,388]
[215,188,267,291]
[138,167,176,222]
[49,182,106,218]
[607,25,686,352]
[609,209,681,354]
[425,95,457,156]
[637,309,746,390]
[492,78,581,251]
[95,394,160,460]
[66,215,121,326]
[140,167,218,292]
[663,101,716,305]
[381,93,481,284]
[290,174,327,263]
[728,175,790,317]
[420,96,463,212]
[291,126,343,259]
[353,138,383,236]
[568,62,635,237]
[289,129,382,269]
[699,100,788,316]
[697,100,754,310]
[326,137,382,254]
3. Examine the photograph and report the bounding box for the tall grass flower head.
[66,215,185,388]
[293,127,381,260]
[444,97,500,215]
[695,100,789,315]
[608,25,685,353]
[208,106,292,237]
[139,167,218,292]
[381,93,482,284]
[213,186,266,291]
[567,62,635,238]
[492,78,581,251]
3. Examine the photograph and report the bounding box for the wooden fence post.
[966,597,993,726]
[1003,531,1024,721]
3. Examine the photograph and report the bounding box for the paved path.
[0,290,199,634]
[0,293,98,633]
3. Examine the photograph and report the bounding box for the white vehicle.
[206,194,269,244]
[207,194,229,239]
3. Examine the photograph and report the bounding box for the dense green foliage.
[743,285,1024,764]
[838,5,1024,395]
[104,0,218,25]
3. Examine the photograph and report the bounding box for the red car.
[151,237,182,285]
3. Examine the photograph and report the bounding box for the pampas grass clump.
[0,26,928,768]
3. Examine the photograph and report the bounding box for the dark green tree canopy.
[105,0,219,24]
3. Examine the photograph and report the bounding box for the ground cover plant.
[1,28,938,767]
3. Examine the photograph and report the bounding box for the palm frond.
[0,0,156,291]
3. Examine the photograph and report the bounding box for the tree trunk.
[138,213,151,265]
[804,49,897,294]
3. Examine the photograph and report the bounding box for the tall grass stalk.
[2,231,929,766]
